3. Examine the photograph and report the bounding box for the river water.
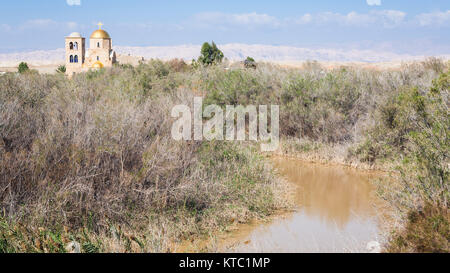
[227,157,384,253]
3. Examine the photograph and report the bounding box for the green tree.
[56,65,66,74]
[18,62,29,74]
[197,41,224,66]
[244,56,257,69]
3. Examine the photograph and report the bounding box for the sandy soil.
[0,64,62,74]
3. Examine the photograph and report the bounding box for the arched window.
[70,55,74,63]
[74,55,78,63]
[97,56,100,61]
[74,42,78,50]
[69,42,74,50]
[97,42,100,48]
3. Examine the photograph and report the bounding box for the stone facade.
[65,24,116,77]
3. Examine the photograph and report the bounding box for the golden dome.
[90,29,110,39]
[92,61,104,69]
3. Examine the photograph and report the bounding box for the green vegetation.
[386,205,449,253]
[196,41,224,66]
[0,55,448,252]
[381,70,449,253]
[195,59,448,252]
[18,62,29,74]
[56,65,66,74]
[0,61,287,253]
[244,57,257,69]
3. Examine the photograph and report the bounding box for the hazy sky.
[0,0,449,54]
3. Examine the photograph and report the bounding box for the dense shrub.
[377,70,448,253]
[197,42,224,66]
[244,57,257,69]
[167,58,189,72]
[356,87,423,163]
[18,62,29,74]
[369,70,449,209]
[56,65,66,74]
[421,57,446,74]
[0,62,285,252]
[0,58,446,252]
[386,205,449,253]
[201,63,439,145]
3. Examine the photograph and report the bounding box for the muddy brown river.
[226,157,384,253]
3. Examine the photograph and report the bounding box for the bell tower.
[65,32,85,76]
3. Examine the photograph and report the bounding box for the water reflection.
[230,158,382,253]
[274,158,378,229]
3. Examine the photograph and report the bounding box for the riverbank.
[0,64,292,253]
[175,154,395,253]
[274,139,394,172]
[1,59,447,253]
[182,156,391,253]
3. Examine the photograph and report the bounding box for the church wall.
[90,38,111,51]
[65,37,85,76]
[86,48,113,67]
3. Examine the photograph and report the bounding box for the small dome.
[92,61,104,69]
[68,32,82,38]
[90,29,110,39]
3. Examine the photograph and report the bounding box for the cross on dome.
[97,22,104,30]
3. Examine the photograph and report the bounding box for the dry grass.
[0,58,447,253]
[0,62,289,253]
[386,205,449,253]
[193,60,448,253]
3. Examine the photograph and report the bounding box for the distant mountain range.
[0,44,449,67]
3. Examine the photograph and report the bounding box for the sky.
[0,0,449,54]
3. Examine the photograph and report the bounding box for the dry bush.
[0,63,286,252]
[167,58,189,72]
[0,59,446,252]
[375,70,449,252]
[386,205,449,253]
[421,57,446,74]
[195,62,448,254]
[301,60,323,72]
[199,62,440,146]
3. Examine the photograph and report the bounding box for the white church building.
[65,23,117,76]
